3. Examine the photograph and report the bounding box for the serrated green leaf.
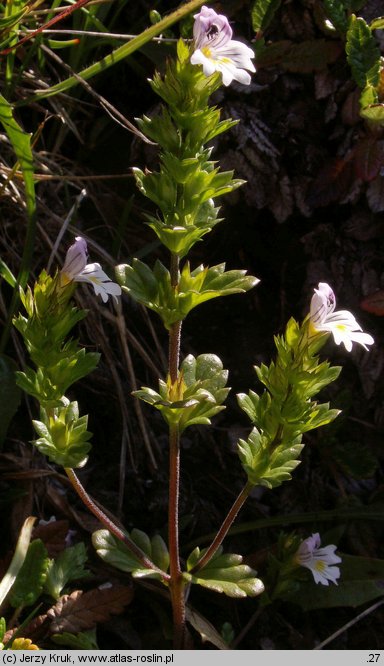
[238,428,304,489]
[237,391,260,423]
[44,543,90,600]
[135,354,230,432]
[176,37,190,64]
[370,17,384,30]
[323,0,348,33]
[117,260,258,329]
[9,540,50,608]
[184,547,264,598]
[346,15,381,89]
[32,401,92,468]
[360,103,384,124]
[51,629,99,650]
[92,529,169,581]
[136,109,181,153]
[301,404,340,431]
[251,0,281,32]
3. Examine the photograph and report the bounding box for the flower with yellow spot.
[309,282,374,352]
[295,533,341,586]
[190,6,255,86]
[60,236,121,304]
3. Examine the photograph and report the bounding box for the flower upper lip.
[296,532,341,586]
[309,282,374,352]
[61,236,122,304]
[190,5,256,87]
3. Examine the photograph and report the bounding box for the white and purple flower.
[310,282,374,352]
[61,236,121,304]
[295,533,341,586]
[190,6,255,86]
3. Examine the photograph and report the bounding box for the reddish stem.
[190,481,253,574]
[65,467,169,582]
[167,252,186,648]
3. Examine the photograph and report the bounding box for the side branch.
[190,481,253,574]
[65,467,170,582]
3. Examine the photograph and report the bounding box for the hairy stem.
[168,424,185,649]
[65,467,169,582]
[190,481,253,574]
[167,251,186,648]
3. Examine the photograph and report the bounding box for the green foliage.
[16,349,99,408]
[51,629,99,650]
[237,427,304,489]
[360,101,384,124]
[92,529,169,582]
[32,400,92,468]
[0,94,36,282]
[260,531,303,602]
[44,543,90,600]
[321,7,384,126]
[251,0,281,33]
[0,617,6,642]
[0,258,16,288]
[132,40,243,258]
[9,539,50,608]
[14,271,99,408]
[133,166,243,258]
[184,547,264,598]
[323,0,349,33]
[0,354,21,444]
[346,15,381,89]
[134,354,230,432]
[237,318,341,488]
[116,259,258,329]
[370,17,384,30]
[14,270,99,466]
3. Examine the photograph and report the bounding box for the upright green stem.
[190,481,253,574]
[167,252,186,648]
[65,467,169,582]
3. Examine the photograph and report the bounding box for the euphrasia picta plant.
[12,5,374,649]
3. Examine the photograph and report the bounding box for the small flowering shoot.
[295,533,341,586]
[190,6,256,86]
[13,237,118,467]
[310,282,374,352]
[134,354,230,432]
[61,236,121,303]
[237,317,341,489]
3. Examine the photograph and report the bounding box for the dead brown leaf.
[47,585,134,634]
